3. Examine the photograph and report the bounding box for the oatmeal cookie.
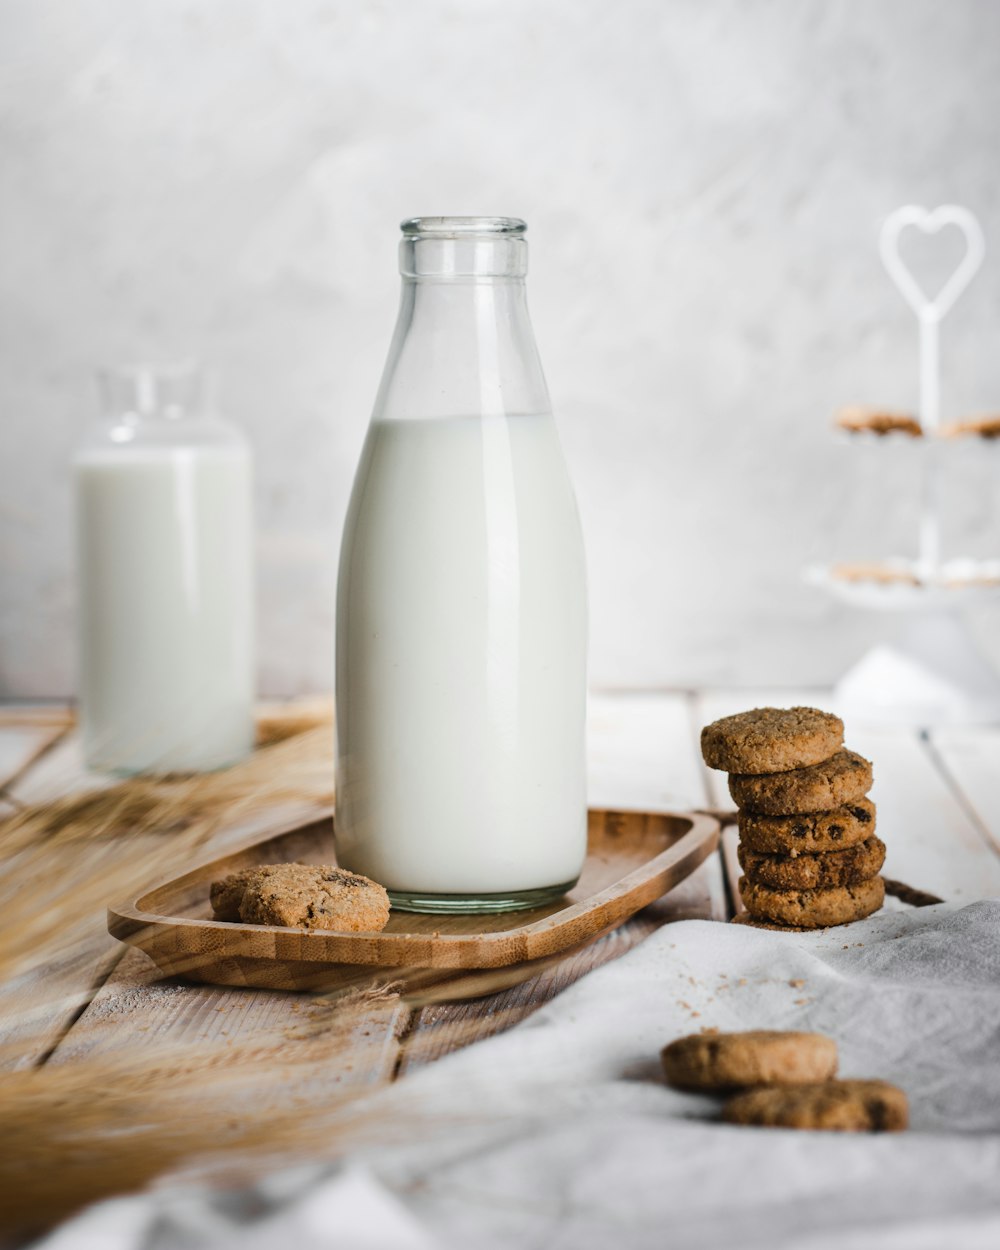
[662,1030,837,1092]
[700,706,843,775]
[738,835,886,892]
[723,1079,908,1131]
[729,749,873,815]
[739,875,884,929]
[738,799,876,855]
[210,862,390,932]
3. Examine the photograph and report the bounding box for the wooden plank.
[696,690,1000,905]
[0,947,122,1072]
[0,724,67,792]
[851,723,1000,902]
[48,947,410,1098]
[929,726,1000,857]
[5,731,108,806]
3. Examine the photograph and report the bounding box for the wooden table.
[4,689,1000,1099]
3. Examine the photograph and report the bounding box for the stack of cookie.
[701,707,885,930]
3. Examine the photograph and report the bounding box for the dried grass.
[0,703,523,1233]
[0,713,335,989]
[0,1004,399,1233]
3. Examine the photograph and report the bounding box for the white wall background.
[2,0,1000,697]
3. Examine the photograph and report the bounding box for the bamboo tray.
[108,808,719,992]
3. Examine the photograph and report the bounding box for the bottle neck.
[373,275,552,422]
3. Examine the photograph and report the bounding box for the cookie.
[738,836,886,892]
[939,414,1000,440]
[210,863,391,932]
[834,406,922,438]
[662,1030,838,1092]
[701,707,844,775]
[722,1079,908,1132]
[739,875,885,929]
[209,867,257,922]
[728,749,873,815]
[738,799,876,856]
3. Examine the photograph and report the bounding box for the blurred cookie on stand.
[701,707,885,930]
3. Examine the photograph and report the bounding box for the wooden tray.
[108,808,719,992]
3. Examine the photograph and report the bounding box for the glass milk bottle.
[75,363,255,773]
[335,217,588,912]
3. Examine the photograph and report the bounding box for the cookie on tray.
[210,862,391,932]
[738,836,886,892]
[729,749,873,815]
[662,1030,838,1092]
[722,1079,908,1131]
[739,875,884,929]
[700,707,843,775]
[738,799,876,856]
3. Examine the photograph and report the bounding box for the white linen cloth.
[34,899,1000,1250]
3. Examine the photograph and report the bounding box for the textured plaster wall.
[2,0,999,697]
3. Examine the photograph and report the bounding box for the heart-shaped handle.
[879,205,984,322]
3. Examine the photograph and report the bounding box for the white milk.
[335,413,588,897]
[75,445,254,773]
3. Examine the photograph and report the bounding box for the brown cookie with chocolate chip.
[738,836,886,892]
[739,875,884,929]
[738,799,876,856]
[210,863,390,932]
[722,1079,908,1131]
[729,749,873,815]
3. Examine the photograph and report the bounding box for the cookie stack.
[701,707,885,930]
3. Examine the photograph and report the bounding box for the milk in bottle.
[75,365,254,773]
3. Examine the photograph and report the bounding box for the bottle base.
[387,878,579,915]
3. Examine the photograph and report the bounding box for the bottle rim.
[401,216,527,238]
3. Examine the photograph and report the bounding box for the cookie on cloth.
[700,707,843,775]
[738,799,876,856]
[738,835,886,892]
[211,863,390,932]
[729,749,873,815]
[722,1079,908,1131]
[661,1030,838,1092]
[739,875,884,929]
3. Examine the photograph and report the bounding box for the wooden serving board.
[108,808,719,992]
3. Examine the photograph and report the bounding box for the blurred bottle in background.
[75,363,254,773]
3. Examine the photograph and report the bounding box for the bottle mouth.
[399,217,528,279]
[401,216,527,238]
